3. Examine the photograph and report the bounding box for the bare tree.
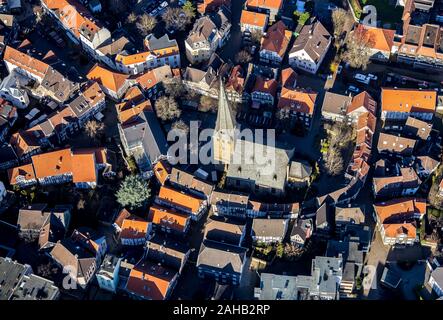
[428,179,443,209]
[164,78,186,98]
[172,120,190,136]
[155,96,181,121]
[342,25,375,70]
[162,8,192,32]
[324,148,345,176]
[235,50,253,64]
[322,120,354,176]
[137,14,157,36]
[84,120,105,140]
[251,30,263,45]
[127,12,138,24]
[199,95,217,112]
[332,8,351,41]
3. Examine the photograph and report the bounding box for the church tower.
[213,80,237,169]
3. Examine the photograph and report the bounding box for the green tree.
[116,175,151,209]
[182,0,196,19]
[294,11,310,26]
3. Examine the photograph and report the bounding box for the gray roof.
[122,111,168,166]
[41,68,78,103]
[17,203,49,231]
[97,254,120,277]
[210,190,249,208]
[288,160,312,180]
[145,33,178,51]
[322,92,352,116]
[227,139,293,192]
[10,274,59,300]
[0,257,31,300]
[204,218,246,245]
[404,116,432,140]
[197,240,246,274]
[290,218,313,241]
[290,20,331,62]
[326,239,363,266]
[169,167,214,197]
[146,234,190,271]
[335,206,365,225]
[311,256,342,298]
[97,36,131,57]
[431,267,443,289]
[251,218,288,238]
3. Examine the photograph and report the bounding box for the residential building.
[153,159,171,186]
[0,257,59,300]
[346,91,377,122]
[361,25,395,62]
[321,92,352,122]
[148,205,191,234]
[0,70,30,109]
[381,88,436,121]
[377,132,417,155]
[240,10,268,32]
[259,21,291,65]
[203,218,246,247]
[415,156,439,178]
[0,99,17,143]
[185,6,231,64]
[210,191,249,218]
[169,167,214,200]
[373,167,421,198]
[0,144,18,170]
[245,0,283,22]
[8,147,110,189]
[373,198,425,245]
[251,76,278,106]
[335,206,365,234]
[197,240,247,286]
[126,259,178,300]
[403,116,432,140]
[0,13,18,55]
[136,65,179,99]
[113,34,180,75]
[289,20,332,74]
[316,202,332,237]
[86,64,130,100]
[290,218,313,247]
[247,201,299,218]
[198,0,231,14]
[119,215,152,246]
[277,88,318,129]
[41,0,111,57]
[146,234,191,274]
[71,227,108,263]
[155,186,208,221]
[251,218,289,243]
[225,65,249,103]
[96,254,122,293]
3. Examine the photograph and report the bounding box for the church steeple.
[215,79,236,132]
[213,79,237,167]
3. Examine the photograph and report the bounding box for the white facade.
[0,71,30,109]
[289,49,325,74]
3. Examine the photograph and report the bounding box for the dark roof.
[204,218,245,246]
[197,240,246,274]
[0,257,31,300]
[251,218,288,238]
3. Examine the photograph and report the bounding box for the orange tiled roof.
[277,88,317,115]
[116,51,151,65]
[381,88,436,113]
[118,100,152,124]
[280,67,297,89]
[4,46,49,79]
[120,216,150,239]
[247,0,283,10]
[71,150,97,183]
[87,64,129,94]
[126,260,175,300]
[383,223,416,239]
[374,198,426,223]
[357,111,377,133]
[260,20,291,58]
[148,205,189,233]
[240,10,268,28]
[253,76,278,95]
[348,91,377,116]
[82,81,105,106]
[8,163,36,185]
[10,131,40,158]
[157,186,204,214]
[153,160,171,185]
[31,148,73,180]
[363,25,395,52]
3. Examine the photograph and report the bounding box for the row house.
[403,116,432,140]
[381,88,436,121]
[372,167,421,199]
[8,147,110,189]
[240,10,268,33]
[197,240,247,286]
[41,0,112,58]
[95,254,122,293]
[185,6,231,64]
[259,20,291,65]
[377,132,417,156]
[373,198,425,246]
[210,190,249,218]
[225,65,249,103]
[95,36,133,71]
[168,167,214,201]
[153,159,171,186]
[114,34,180,75]
[247,201,299,219]
[135,65,180,100]
[87,64,131,100]
[154,186,208,221]
[289,20,332,74]
[203,218,247,247]
[251,218,289,244]
[198,0,231,14]
[119,212,152,246]
[148,205,191,235]
[277,88,317,129]
[251,76,278,106]
[0,13,19,55]
[126,259,178,300]
[245,0,283,23]
[361,25,395,62]
[0,70,30,109]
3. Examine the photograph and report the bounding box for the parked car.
[337,65,343,74]
[328,4,338,10]
[367,73,378,81]
[354,73,370,85]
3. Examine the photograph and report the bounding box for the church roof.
[215,80,236,132]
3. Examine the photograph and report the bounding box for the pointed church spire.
[215,79,236,133]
